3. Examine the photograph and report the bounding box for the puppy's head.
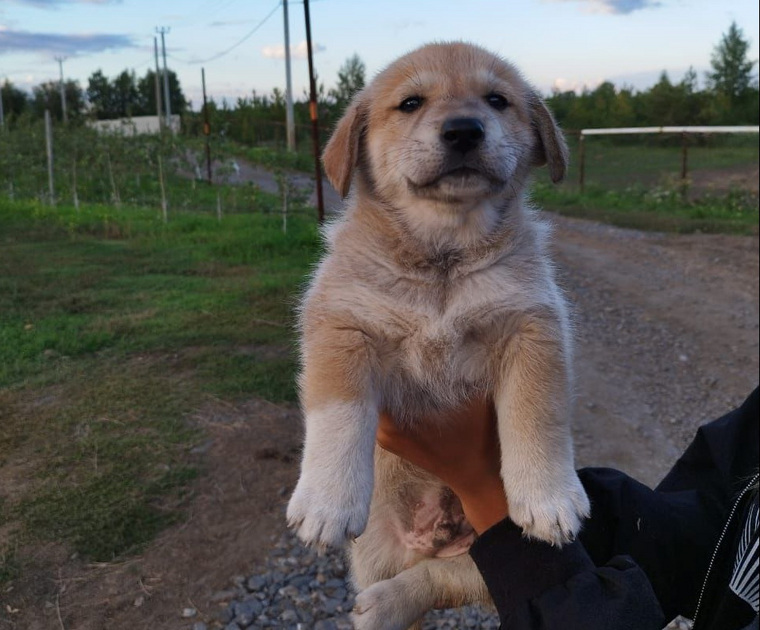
[323,42,568,206]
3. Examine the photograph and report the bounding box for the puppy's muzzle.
[441,118,485,154]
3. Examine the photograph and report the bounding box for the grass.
[531,181,758,234]
[0,199,320,577]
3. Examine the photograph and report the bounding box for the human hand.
[376,396,509,534]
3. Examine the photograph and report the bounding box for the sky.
[0,0,758,111]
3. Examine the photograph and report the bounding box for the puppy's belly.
[394,486,476,558]
[378,368,489,427]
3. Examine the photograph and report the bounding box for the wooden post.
[578,133,586,193]
[72,155,80,212]
[282,179,288,234]
[680,131,689,200]
[202,67,212,184]
[158,154,168,222]
[45,109,55,205]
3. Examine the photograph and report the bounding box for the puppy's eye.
[398,96,423,113]
[486,93,509,111]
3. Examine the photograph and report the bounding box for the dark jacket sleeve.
[469,388,759,629]
[470,518,666,630]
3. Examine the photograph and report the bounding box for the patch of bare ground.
[1,397,301,630]
[690,164,759,197]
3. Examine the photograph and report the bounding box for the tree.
[87,68,187,120]
[329,54,366,110]
[1,80,29,120]
[111,70,139,118]
[707,22,756,102]
[87,70,116,120]
[31,79,84,122]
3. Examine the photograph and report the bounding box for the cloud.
[5,0,120,7]
[552,77,603,93]
[261,40,325,60]
[548,0,661,14]
[0,28,136,56]
[209,19,259,28]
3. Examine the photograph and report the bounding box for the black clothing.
[469,388,759,630]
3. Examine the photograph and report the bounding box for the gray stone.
[280,609,299,623]
[247,575,267,592]
[234,599,263,625]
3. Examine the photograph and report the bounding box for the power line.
[169,2,280,65]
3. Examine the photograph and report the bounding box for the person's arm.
[377,398,667,629]
[469,518,665,630]
[578,387,760,621]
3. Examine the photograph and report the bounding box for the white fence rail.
[580,126,759,137]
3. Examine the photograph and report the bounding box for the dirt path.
[3,215,758,629]
[553,218,759,485]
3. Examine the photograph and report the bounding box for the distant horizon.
[1,0,758,112]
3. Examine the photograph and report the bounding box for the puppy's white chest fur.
[340,250,552,422]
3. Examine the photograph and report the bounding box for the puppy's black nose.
[441,118,485,153]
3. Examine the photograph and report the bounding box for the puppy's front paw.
[286,473,371,549]
[507,474,590,546]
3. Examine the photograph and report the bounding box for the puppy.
[287,42,590,630]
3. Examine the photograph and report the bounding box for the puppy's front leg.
[496,312,589,546]
[287,328,377,549]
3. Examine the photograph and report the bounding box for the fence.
[572,126,759,200]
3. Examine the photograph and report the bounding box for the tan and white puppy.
[287,42,590,630]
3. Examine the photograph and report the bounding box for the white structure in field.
[88,115,181,135]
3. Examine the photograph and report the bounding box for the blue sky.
[0,0,757,111]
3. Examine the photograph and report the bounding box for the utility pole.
[303,0,324,222]
[55,56,68,123]
[153,36,163,128]
[282,0,296,152]
[0,84,5,130]
[156,27,172,130]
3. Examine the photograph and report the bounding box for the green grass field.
[0,199,320,576]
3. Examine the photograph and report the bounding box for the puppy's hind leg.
[352,555,490,630]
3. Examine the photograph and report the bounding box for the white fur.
[286,400,378,549]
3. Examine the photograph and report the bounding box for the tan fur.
[287,42,589,630]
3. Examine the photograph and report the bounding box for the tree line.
[1,68,187,124]
[0,22,756,139]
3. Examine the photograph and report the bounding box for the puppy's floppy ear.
[529,94,569,184]
[322,91,368,198]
